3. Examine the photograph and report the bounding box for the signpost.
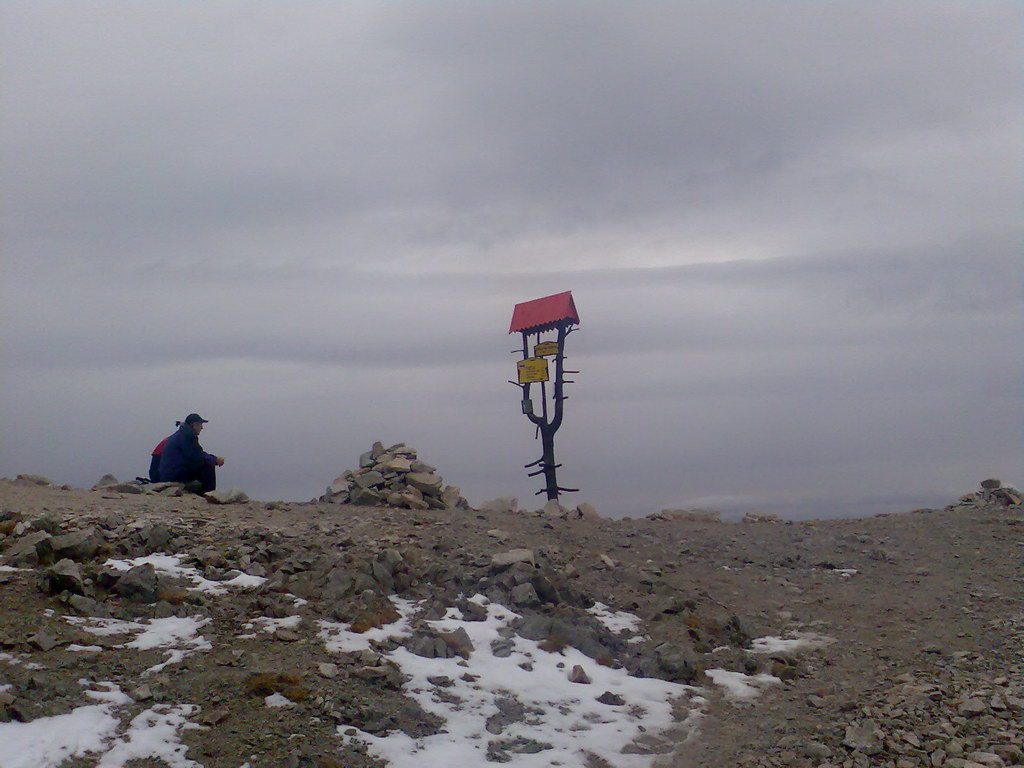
[508,291,580,502]
[533,341,559,357]
[516,358,549,384]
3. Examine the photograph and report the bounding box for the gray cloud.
[1,2,1020,517]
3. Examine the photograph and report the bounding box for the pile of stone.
[949,479,1022,510]
[478,497,600,519]
[91,474,249,504]
[647,508,722,522]
[321,442,469,511]
[92,474,177,496]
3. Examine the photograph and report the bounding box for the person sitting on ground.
[158,413,225,494]
[148,421,181,482]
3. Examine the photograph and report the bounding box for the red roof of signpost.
[508,291,579,334]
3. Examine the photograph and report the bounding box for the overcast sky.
[1,2,1020,518]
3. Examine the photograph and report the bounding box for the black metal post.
[519,321,576,501]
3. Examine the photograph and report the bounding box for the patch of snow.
[704,669,781,701]
[64,615,211,674]
[221,573,266,589]
[126,617,212,675]
[328,595,704,767]
[749,633,834,654]
[0,565,23,572]
[0,652,42,670]
[246,615,302,634]
[264,693,294,708]
[95,704,202,768]
[126,616,210,651]
[83,683,133,705]
[66,644,103,652]
[588,602,643,635]
[64,616,143,636]
[0,683,128,768]
[104,553,265,594]
[318,597,419,653]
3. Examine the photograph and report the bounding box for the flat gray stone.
[64,593,112,618]
[843,721,883,755]
[350,487,383,506]
[2,531,53,566]
[379,457,412,473]
[14,474,51,486]
[958,698,988,716]
[114,563,161,603]
[406,472,442,495]
[27,632,59,652]
[50,529,100,561]
[352,471,384,489]
[92,474,118,489]
[542,500,567,518]
[509,583,540,608]
[568,665,591,684]
[43,558,85,595]
[480,497,518,514]
[205,488,249,504]
[105,482,144,494]
[491,549,535,569]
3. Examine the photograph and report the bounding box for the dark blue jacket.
[158,424,216,482]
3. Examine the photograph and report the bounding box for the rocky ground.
[0,475,1020,768]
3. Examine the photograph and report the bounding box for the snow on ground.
[245,615,303,634]
[587,601,644,635]
[0,682,199,768]
[0,683,128,768]
[64,615,212,674]
[704,669,782,701]
[0,652,41,670]
[264,693,295,708]
[104,553,266,594]
[318,598,419,653]
[329,596,704,768]
[95,704,202,768]
[2,560,834,767]
[749,632,834,654]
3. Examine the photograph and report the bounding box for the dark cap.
[184,413,208,424]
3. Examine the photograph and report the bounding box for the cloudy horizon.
[1,2,1020,518]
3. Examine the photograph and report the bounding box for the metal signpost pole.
[508,292,580,503]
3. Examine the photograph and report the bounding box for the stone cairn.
[321,441,470,511]
[949,479,1022,510]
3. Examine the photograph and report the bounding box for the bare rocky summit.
[0,476,1020,768]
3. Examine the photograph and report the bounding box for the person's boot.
[183,480,203,494]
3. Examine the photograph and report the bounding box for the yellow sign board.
[534,341,559,357]
[517,357,550,384]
